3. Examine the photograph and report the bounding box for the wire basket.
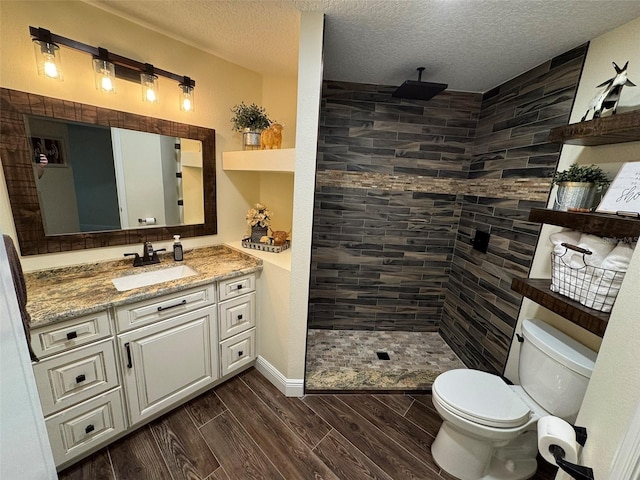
[550,242,625,313]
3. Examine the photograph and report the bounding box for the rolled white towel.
[549,229,581,255]
[581,274,624,313]
[600,242,636,274]
[576,233,615,267]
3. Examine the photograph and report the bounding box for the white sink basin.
[112,265,199,292]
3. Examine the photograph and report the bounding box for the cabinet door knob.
[66,331,78,340]
[75,374,86,383]
[236,284,243,290]
[237,314,243,320]
[85,424,95,434]
[238,351,243,357]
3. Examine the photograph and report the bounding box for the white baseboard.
[255,356,304,397]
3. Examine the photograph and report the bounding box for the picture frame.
[30,136,66,165]
[596,161,640,215]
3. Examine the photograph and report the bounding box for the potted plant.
[230,102,272,149]
[551,163,611,211]
[246,203,273,242]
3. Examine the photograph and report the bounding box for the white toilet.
[431,318,597,480]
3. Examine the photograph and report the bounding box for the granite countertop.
[26,244,262,328]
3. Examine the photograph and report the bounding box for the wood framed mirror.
[0,88,216,256]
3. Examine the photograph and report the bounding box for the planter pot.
[250,225,268,243]
[243,129,262,150]
[554,182,597,211]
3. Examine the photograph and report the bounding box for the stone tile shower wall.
[441,44,588,372]
[309,82,481,330]
[309,44,587,373]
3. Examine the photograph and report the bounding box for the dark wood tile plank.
[240,368,332,448]
[58,448,114,480]
[339,395,439,470]
[303,395,440,480]
[200,411,284,480]
[216,377,339,480]
[109,427,173,480]
[405,397,443,438]
[374,394,415,415]
[314,429,394,480]
[185,389,226,428]
[206,467,231,480]
[150,407,220,480]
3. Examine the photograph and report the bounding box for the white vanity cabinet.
[115,284,218,426]
[30,271,259,470]
[30,311,126,467]
[218,274,256,375]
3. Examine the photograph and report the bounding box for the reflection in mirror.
[26,115,204,235]
[0,88,216,256]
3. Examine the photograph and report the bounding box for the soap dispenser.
[173,235,183,261]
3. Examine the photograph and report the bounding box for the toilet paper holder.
[548,425,594,480]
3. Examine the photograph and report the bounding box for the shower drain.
[376,351,390,360]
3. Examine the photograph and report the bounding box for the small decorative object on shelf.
[270,228,290,246]
[596,161,640,216]
[260,123,284,149]
[230,102,273,150]
[246,203,273,242]
[551,164,611,211]
[582,61,636,121]
[242,238,290,253]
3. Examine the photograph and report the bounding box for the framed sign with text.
[596,161,640,215]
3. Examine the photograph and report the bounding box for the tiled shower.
[305,44,588,389]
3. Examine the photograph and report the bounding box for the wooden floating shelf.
[528,208,640,239]
[222,148,295,172]
[511,278,608,337]
[548,109,640,146]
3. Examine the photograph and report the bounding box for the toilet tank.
[519,318,597,423]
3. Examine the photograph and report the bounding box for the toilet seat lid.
[433,370,531,428]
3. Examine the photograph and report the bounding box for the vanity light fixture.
[179,76,195,112]
[31,27,63,80]
[93,48,116,94]
[29,26,195,111]
[141,64,159,104]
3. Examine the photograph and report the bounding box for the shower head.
[393,67,448,101]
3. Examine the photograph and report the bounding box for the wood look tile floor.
[59,368,558,480]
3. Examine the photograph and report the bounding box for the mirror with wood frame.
[0,88,217,256]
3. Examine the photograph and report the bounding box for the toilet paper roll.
[537,415,578,467]
[138,217,156,225]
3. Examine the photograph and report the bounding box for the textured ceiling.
[88,0,640,93]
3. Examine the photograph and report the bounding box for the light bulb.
[43,56,59,79]
[182,97,192,112]
[141,72,159,104]
[145,88,157,103]
[100,75,114,92]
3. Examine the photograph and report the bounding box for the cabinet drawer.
[220,328,255,376]
[219,291,256,340]
[34,339,119,416]
[31,311,111,359]
[46,388,126,467]
[115,283,215,333]
[218,274,255,302]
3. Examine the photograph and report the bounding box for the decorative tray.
[241,239,290,253]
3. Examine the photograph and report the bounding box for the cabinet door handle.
[238,350,243,357]
[85,424,95,434]
[125,342,133,368]
[157,299,187,312]
[66,331,78,340]
[237,314,243,320]
[75,374,86,383]
[236,284,243,290]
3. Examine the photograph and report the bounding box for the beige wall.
[503,16,640,479]
[0,0,291,271]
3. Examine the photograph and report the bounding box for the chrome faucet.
[124,241,166,267]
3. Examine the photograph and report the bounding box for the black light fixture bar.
[29,26,195,87]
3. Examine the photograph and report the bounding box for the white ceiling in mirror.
[87,0,640,92]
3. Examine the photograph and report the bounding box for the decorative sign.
[596,161,640,215]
